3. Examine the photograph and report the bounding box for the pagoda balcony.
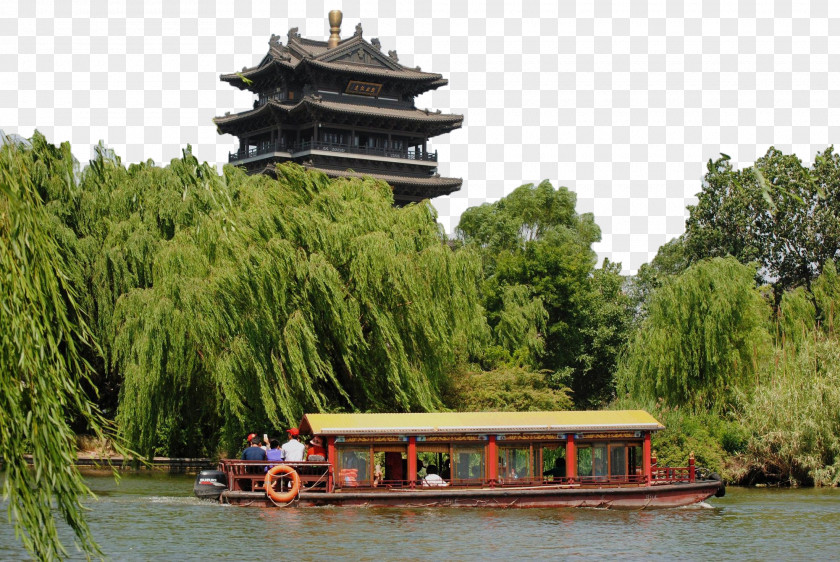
[228,140,438,163]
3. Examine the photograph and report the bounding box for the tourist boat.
[194,411,725,509]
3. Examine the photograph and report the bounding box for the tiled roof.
[299,411,665,435]
[220,31,445,89]
[213,96,463,135]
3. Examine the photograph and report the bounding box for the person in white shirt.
[281,427,306,461]
[421,464,448,487]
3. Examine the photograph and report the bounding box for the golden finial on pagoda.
[327,10,342,48]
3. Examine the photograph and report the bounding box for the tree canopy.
[684,147,840,297]
[618,256,771,412]
[20,135,489,458]
[457,180,633,407]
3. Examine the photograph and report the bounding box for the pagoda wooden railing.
[229,140,437,163]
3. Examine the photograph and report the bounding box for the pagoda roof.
[220,27,447,95]
[214,96,463,138]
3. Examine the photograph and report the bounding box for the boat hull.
[218,480,721,509]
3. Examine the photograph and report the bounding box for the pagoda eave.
[214,98,463,138]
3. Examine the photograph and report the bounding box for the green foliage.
[27,137,488,458]
[812,260,840,334]
[740,332,840,486]
[491,285,547,367]
[0,133,125,559]
[442,366,572,412]
[684,147,840,296]
[775,287,816,348]
[618,257,771,412]
[627,236,689,320]
[457,181,633,407]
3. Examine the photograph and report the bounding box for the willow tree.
[0,135,122,559]
[618,257,771,412]
[46,144,488,456]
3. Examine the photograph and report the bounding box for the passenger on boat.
[241,434,267,474]
[307,436,326,461]
[282,427,306,461]
[543,457,566,480]
[266,439,285,463]
[422,465,449,487]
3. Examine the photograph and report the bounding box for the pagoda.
[214,10,463,204]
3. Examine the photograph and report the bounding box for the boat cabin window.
[577,441,644,480]
[452,445,484,483]
[417,444,451,481]
[499,445,531,481]
[372,445,407,486]
[610,443,626,478]
[540,443,566,481]
[576,444,608,480]
[338,447,370,486]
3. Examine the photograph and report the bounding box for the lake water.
[1,472,839,560]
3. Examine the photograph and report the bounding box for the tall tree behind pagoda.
[0,134,125,559]
[43,138,487,457]
[456,180,633,407]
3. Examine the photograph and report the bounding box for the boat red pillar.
[487,435,498,486]
[327,436,337,491]
[408,436,417,488]
[643,432,652,484]
[565,434,576,482]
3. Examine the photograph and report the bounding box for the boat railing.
[220,459,332,492]
[651,465,693,484]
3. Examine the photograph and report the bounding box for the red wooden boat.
[194,411,724,509]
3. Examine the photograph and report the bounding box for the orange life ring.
[264,464,300,503]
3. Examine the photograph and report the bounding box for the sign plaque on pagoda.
[214,10,463,204]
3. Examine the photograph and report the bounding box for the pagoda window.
[321,130,348,145]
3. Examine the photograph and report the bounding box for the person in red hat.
[281,427,305,461]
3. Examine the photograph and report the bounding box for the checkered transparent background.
[2,0,839,274]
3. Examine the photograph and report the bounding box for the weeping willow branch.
[0,133,126,560]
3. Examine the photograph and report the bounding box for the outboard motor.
[194,470,228,501]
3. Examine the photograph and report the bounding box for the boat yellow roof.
[299,410,664,436]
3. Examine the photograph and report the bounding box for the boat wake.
[143,496,214,506]
[679,501,714,510]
